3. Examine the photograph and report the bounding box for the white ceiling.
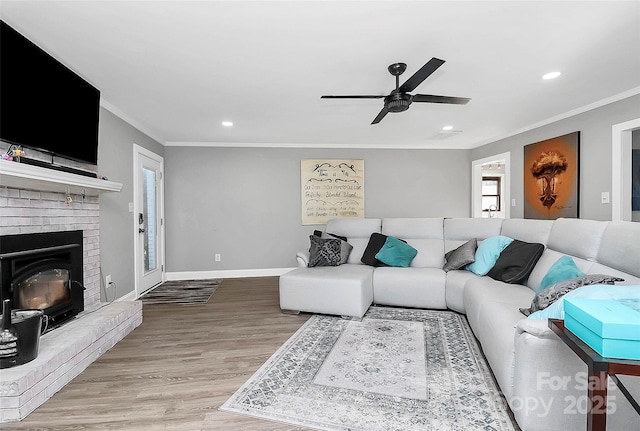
[2,1,639,149]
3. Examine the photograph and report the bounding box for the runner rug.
[139,278,222,305]
[220,306,516,431]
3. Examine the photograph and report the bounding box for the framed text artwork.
[301,159,364,225]
[524,132,580,219]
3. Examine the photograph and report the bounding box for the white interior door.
[472,152,511,218]
[133,145,164,297]
[612,118,640,221]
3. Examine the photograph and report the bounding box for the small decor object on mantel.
[524,132,580,219]
[564,297,640,360]
[2,144,25,161]
[301,159,364,225]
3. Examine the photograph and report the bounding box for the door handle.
[139,228,146,233]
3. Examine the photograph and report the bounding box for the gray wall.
[98,108,164,300]
[163,147,470,272]
[471,94,640,220]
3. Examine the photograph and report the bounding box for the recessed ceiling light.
[542,71,561,80]
[222,121,233,127]
[442,125,454,131]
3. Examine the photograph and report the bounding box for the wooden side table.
[549,319,640,431]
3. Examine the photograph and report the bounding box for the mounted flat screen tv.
[0,20,100,166]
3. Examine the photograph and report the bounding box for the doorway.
[471,152,511,219]
[133,144,165,297]
[612,118,640,221]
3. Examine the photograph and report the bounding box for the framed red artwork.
[524,132,580,219]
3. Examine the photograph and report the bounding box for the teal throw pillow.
[466,235,514,276]
[375,236,418,268]
[537,255,585,293]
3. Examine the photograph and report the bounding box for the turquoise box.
[564,298,640,360]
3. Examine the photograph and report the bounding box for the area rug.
[139,278,222,304]
[220,306,516,431]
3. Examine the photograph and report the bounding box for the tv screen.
[0,20,100,165]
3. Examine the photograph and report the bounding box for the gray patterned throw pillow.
[443,239,477,272]
[308,235,342,267]
[320,232,353,264]
[519,274,624,316]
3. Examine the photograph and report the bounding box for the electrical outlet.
[215,254,221,262]
[105,275,112,288]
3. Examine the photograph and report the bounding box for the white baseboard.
[165,267,296,281]
[116,290,138,301]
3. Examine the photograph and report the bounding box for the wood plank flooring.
[5,276,312,431]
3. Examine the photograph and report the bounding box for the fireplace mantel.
[0,159,122,195]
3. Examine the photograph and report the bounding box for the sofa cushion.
[487,239,544,284]
[596,221,640,278]
[538,255,585,293]
[520,274,625,316]
[373,267,447,309]
[443,218,503,253]
[546,218,607,261]
[375,236,418,268]
[443,238,477,272]
[308,235,342,267]
[466,235,514,276]
[462,279,534,400]
[445,270,478,313]
[500,218,553,246]
[382,218,445,268]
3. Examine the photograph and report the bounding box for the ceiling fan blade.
[371,107,389,124]
[412,94,471,105]
[321,95,385,99]
[398,57,445,93]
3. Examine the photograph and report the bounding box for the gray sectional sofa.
[279,217,640,431]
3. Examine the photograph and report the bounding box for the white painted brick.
[0,302,142,423]
[0,407,21,422]
[19,190,41,199]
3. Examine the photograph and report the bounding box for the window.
[482,176,501,213]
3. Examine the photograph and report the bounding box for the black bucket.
[0,309,46,369]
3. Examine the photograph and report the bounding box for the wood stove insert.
[0,230,84,331]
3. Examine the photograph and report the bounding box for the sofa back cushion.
[381,218,444,267]
[596,221,640,278]
[325,218,382,265]
[546,218,607,261]
[500,218,553,245]
[443,218,503,253]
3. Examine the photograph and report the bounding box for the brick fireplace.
[0,174,142,423]
[0,187,102,306]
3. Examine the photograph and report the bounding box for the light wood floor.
[5,276,312,431]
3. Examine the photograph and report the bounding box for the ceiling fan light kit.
[385,92,412,113]
[321,57,471,125]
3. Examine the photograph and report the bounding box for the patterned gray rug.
[140,278,222,304]
[220,306,516,431]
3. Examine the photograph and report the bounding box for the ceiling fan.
[321,57,470,124]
